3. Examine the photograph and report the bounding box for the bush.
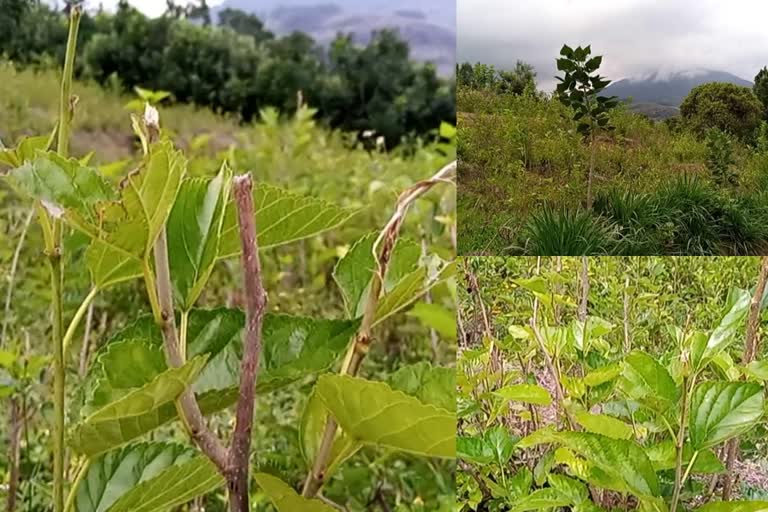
[593,189,663,254]
[705,128,736,186]
[680,82,763,140]
[519,206,615,255]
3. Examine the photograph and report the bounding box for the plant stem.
[671,375,693,512]
[227,174,267,512]
[62,287,98,353]
[721,256,768,500]
[50,9,81,511]
[301,161,456,498]
[151,226,229,474]
[1,208,34,347]
[63,458,89,512]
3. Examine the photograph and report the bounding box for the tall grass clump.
[518,206,615,255]
[593,189,664,254]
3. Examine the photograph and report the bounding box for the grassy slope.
[457,88,768,255]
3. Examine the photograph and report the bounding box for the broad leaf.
[407,302,457,340]
[484,425,516,466]
[254,473,335,512]
[72,442,223,512]
[508,488,572,512]
[689,381,764,450]
[315,374,455,458]
[457,435,494,464]
[520,429,659,497]
[619,351,678,410]
[699,289,751,366]
[218,183,357,258]
[388,362,455,412]
[645,440,724,474]
[167,164,232,309]
[69,355,207,457]
[494,384,552,405]
[575,412,633,440]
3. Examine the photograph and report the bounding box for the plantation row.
[458,256,768,511]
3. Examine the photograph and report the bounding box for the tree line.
[0,0,455,146]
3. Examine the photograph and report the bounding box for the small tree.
[754,66,768,119]
[555,44,618,209]
[497,60,536,95]
[706,128,736,186]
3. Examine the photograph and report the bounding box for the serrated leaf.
[69,355,207,457]
[167,164,232,309]
[219,183,356,258]
[254,473,335,512]
[299,387,361,472]
[72,442,223,512]
[575,412,633,439]
[315,374,455,458]
[689,381,764,450]
[620,351,678,410]
[494,383,552,405]
[457,434,494,464]
[388,362,455,412]
[519,429,659,497]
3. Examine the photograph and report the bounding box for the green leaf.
[388,362,455,412]
[407,302,456,340]
[374,259,455,325]
[619,351,679,410]
[485,425,516,466]
[645,441,724,474]
[82,310,358,420]
[218,183,357,258]
[457,435,494,464]
[315,374,455,458]
[167,164,233,309]
[493,384,552,405]
[86,239,143,289]
[575,412,633,440]
[583,364,621,387]
[697,503,768,512]
[254,473,335,512]
[689,381,764,450]
[72,442,223,512]
[299,388,361,472]
[69,355,207,457]
[509,488,572,512]
[519,429,659,497]
[701,289,751,365]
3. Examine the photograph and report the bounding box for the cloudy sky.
[458,0,768,91]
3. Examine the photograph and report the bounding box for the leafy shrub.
[680,82,763,140]
[519,206,615,255]
[706,128,736,185]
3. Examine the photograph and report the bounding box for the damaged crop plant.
[457,257,768,512]
[0,8,456,512]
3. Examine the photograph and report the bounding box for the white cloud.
[458,0,768,91]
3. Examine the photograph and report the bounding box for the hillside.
[606,69,753,119]
[211,0,456,75]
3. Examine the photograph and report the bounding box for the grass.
[458,87,768,255]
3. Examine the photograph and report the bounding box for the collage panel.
[457,256,768,511]
[457,0,768,256]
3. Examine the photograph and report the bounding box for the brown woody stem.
[227,174,267,511]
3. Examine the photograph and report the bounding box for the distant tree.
[457,62,474,88]
[555,44,618,209]
[497,60,536,95]
[680,82,763,140]
[754,67,768,119]
[218,8,273,42]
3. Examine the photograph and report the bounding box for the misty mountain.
[606,69,753,106]
[210,0,456,75]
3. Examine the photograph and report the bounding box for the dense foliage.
[458,256,768,511]
[0,8,457,511]
[457,49,768,255]
[456,61,537,96]
[679,83,763,140]
[0,0,454,147]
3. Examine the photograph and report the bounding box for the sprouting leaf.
[69,355,207,457]
[218,183,357,258]
[575,412,633,440]
[374,259,455,325]
[315,374,455,458]
[72,442,223,512]
[254,473,335,512]
[493,384,552,405]
[484,425,517,466]
[407,302,456,340]
[167,164,233,309]
[689,381,764,450]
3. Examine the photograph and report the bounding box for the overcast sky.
[458,0,768,91]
